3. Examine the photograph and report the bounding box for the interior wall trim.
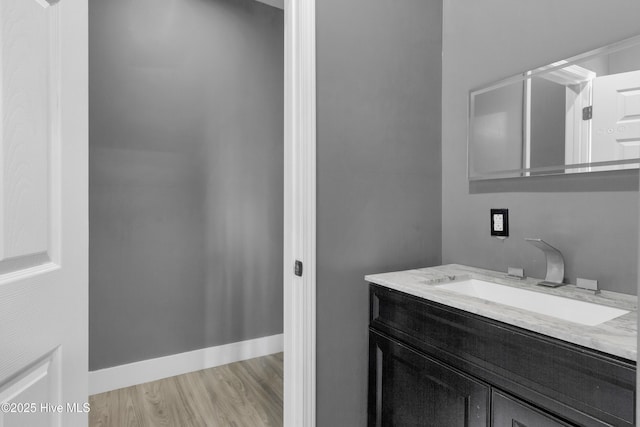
[283,0,316,425]
[88,334,284,395]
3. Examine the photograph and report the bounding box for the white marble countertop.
[365,264,637,361]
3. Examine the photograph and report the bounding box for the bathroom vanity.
[366,265,637,426]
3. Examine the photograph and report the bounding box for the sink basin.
[436,279,629,326]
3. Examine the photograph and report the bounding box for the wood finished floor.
[89,353,283,427]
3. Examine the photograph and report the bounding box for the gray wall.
[609,45,640,74]
[530,78,566,169]
[471,83,524,176]
[442,0,640,295]
[316,1,443,425]
[89,0,284,370]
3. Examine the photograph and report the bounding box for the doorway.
[88,0,287,421]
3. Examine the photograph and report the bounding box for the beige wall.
[442,1,640,294]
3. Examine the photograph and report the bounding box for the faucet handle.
[576,278,600,295]
[507,267,525,279]
[525,238,565,287]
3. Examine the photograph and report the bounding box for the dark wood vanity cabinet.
[368,284,636,427]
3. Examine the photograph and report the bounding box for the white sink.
[436,279,629,326]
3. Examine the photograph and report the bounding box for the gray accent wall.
[89,0,284,370]
[442,0,640,295]
[316,1,443,425]
[530,78,566,169]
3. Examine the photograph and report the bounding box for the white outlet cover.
[493,214,503,231]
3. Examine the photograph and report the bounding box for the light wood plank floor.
[89,353,283,427]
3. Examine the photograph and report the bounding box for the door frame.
[283,0,316,426]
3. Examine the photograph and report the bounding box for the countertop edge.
[365,264,637,362]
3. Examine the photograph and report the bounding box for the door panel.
[0,0,87,425]
[0,0,51,262]
[0,353,59,427]
[592,70,640,168]
[369,330,489,427]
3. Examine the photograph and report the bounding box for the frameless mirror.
[469,35,640,180]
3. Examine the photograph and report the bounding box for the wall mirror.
[469,35,640,180]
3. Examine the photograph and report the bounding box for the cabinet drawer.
[370,284,635,426]
[492,391,573,427]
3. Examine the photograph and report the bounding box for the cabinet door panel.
[369,330,489,427]
[492,391,573,427]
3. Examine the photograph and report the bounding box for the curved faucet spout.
[525,238,565,287]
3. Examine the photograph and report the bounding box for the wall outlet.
[490,209,509,237]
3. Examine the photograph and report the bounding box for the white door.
[592,70,640,169]
[0,0,87,426]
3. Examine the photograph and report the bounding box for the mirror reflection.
[469,35,640,180]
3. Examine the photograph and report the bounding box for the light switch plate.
[490,209,509,237]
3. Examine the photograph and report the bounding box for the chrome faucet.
[525,238,565,287]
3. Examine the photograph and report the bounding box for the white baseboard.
[89,334,283,395]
